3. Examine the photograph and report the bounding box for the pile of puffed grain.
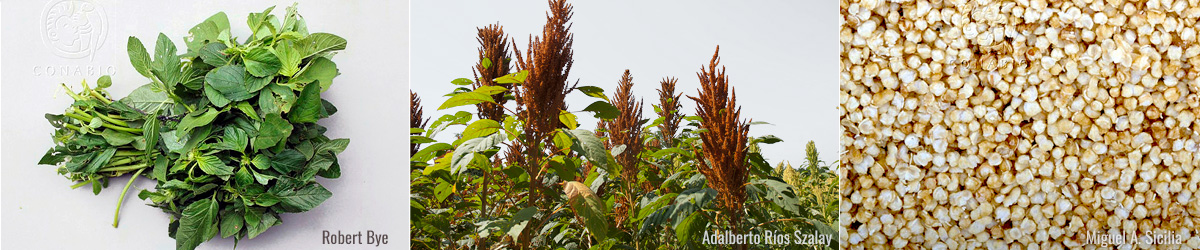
[839,0,1200,248]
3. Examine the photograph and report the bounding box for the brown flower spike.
[688,46,751,230]
[472,24,513,121]
[513,0,575,209]
[410,90,429,156]
[656,77,683,147]
[598,70,645,184]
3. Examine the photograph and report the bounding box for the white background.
[1,0,407,249]
[411,0,840,168]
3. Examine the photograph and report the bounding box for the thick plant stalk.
[472,24,513,121]
[656,77,683,147]
[411,91,429,156]
[113,168,146,227]
[512,0,575,210]
[687,46,750,234]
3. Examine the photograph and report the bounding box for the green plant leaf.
[559,111,578,130]
[117,83,172,114]
[196,155,234,176]
[246,6,277,40]
[97,75,113,89]
[84,148,118,174]
[291,57,338,91]
[751,178,802,216]
[674,212,707,248]
[143,111,161,153]
[564,181,608,241]
[298,33,347,58]
[493,70,528,84]
[176,198,218,250]
[243,208,279,239]
[457,119,500,144]
[583,101,620,120]
[205,65,255,102]
[99,129,137,146]
[413,143,452,163]
[288,81,325,123]
[563,129,615,174]
[251,154,272,170]
[152,33,181,86]
[270,149,306,174]
[254,113,294,150]
[185,12,230,51]
[450,133,505,174]
[438,92,493,111]
[127,37,154,78]
[480,58,492,70]
[219,210,244,238]
[278,184,332,212]
[243,47,282,77]
[451,78,473,85]
[474,85,507,95]
[175,108,219,138]
[576,86,609,101]
[274,41,302,76]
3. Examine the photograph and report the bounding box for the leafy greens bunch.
[39,5,349,250]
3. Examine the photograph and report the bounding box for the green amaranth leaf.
[298,33,347,58]
[143,110,161,155]
[576,86,609,101]
[127,37,154,78]
[185,12,230,51]
[97,75,113,89]
[450,78,473,85]
[563,129,615,174]
[493,70,528,84]
[199,42,229,67]
[274,41,302,76]
[251,154,272,170]
[438,91,494,110]
[675,212,708,248]
[244,208,280,239]
[253,113,293,150]
[118,83,172,114]
[99,129,137,146]
[278,184,332,212]
[152,33,182,87]
[292,57,338,91]
[583,101,620,120]
[270,149,306,174]
[288,81,325,123]
[84,148,118,174]
[175,108,219,138]
[246,6,277,40]
[196,155,234,176]
[558,111,578,130]
[244,47,282,77]
[205,65,255,102]
[176,198,219,250]
[219,210,244,238]
[456,119,500,145]
[450,133,505,174]
[564,181,608,242]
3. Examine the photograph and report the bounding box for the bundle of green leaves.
[39,5,349,250]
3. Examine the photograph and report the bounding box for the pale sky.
[410,1,839,167]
